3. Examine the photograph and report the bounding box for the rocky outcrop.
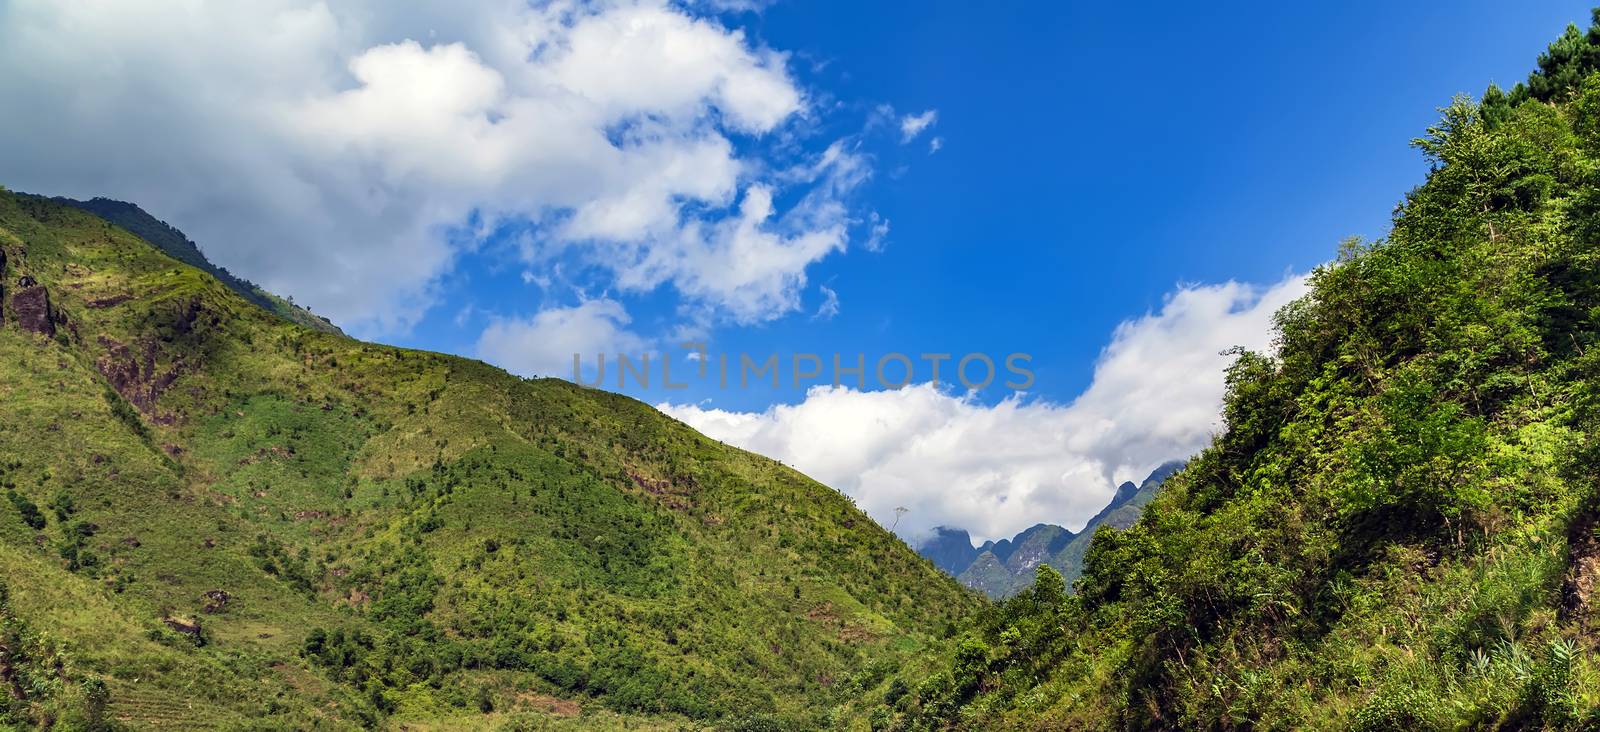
[162,616,203,643]
[201,589,232,614]
[10,282,54,336]
[86,293,133,309]
[1002,524,1074,575]
[626,469,701,512]
[95,335,184,413]
[168,295,203,337]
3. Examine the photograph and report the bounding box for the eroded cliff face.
[95,335,185,417]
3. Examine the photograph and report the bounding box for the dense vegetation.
[0,189,977,729]
[856,13,1600,730]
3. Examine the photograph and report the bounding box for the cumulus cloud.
[0,0,848,334]
[899,109,938,142]
[660,274,1311,542]
[476,298,649,380]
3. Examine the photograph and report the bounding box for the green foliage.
[1527,11,1600,103]
[1349,687,1441,732]
[6,490,44,531]
[101,385,150,444]
[1029,564,1065,607]
[0,580,113,730]
[48,490,74,523]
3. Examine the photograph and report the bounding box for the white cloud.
[0,0,845,335]
[476,298,649,380]
[579,140,869,326]
[813,285,840,320]
[864,212,890,251]
[899,109,938,142]
[660,274,1311,542]
[538,3,801,133]
[929,136,944,154]
[700,0,776,12]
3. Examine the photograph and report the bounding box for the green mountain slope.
[0,190,978,730]
[50,197,343,336]
[864,13,1600,732]
[952,550,1014,600]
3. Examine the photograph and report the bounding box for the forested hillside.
[857,13,1600,731]
[0,190,978,730]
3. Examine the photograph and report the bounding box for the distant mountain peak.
[921,461,1186,598]
[917,526,979,575]
[1111,480,1139,506]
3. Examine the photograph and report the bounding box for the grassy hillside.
[859,13,1600,731]
[0,190,979,730]
[50,197,343,336]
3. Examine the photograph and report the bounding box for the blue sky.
[0,0,1591,540]
[389,1,1592,411]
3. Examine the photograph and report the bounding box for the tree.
[7,491,44,530]
[1030,564,1064,607]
